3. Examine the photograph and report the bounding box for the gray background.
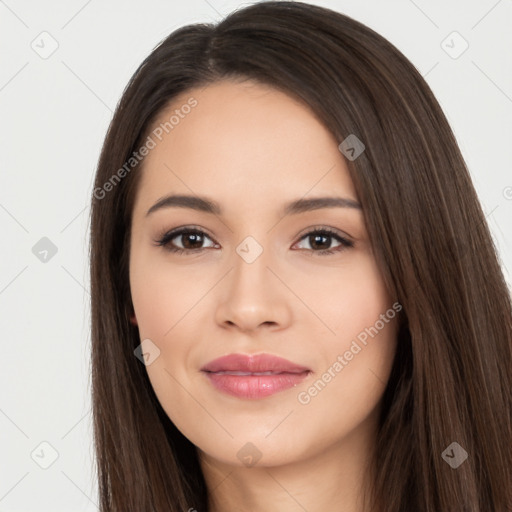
[1,0,511,510]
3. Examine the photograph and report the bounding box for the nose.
[214,242,293,333]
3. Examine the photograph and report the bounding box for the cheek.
[130,251,206,339]
[295,258,398,434]
[296,320,397,448]
[129,252,205,409]
[304,253,399,398]
[130,256,197,433]
[304,251,395,341]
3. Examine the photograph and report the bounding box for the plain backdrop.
[1,0,511,510]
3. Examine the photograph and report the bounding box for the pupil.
[183,233,203,249]
[311,234,329,250]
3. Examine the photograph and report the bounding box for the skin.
[129,79,399,512]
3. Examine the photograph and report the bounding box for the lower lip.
[202,371,310,399]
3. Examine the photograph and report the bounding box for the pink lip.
[201,353,311,373]
[201,353,311,399]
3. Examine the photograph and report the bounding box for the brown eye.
[308,233,332,250]
[154,226,354,256]
[293,228,354,256]
[179,232,205,250]
[155,228,217,254]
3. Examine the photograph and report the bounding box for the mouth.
[202,370,311,399]
[200,353,312,399]
[205,370,306,376]
[201,352,311,374]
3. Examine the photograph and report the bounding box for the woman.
[89,1,512,510]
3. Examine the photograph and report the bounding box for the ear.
[130,311,138,326]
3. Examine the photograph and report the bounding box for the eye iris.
[310,233,330,250]
[182,232,203,249]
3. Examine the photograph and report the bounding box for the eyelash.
[154,225,354,256]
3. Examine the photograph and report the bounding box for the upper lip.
[201,353,311,374]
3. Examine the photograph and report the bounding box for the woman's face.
[129,79,399,469]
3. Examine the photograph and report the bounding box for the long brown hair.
[89,1,512,510]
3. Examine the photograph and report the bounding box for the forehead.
[134,79,358,213]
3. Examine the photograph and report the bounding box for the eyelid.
[155,224,352,244]
[154,224,354,256]
[293,224,353,242]
[154,224,218,244]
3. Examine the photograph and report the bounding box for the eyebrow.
[145,194,362,217]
